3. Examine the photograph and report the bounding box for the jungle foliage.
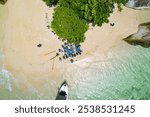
[43,0,127,44]
[51,7,88,44]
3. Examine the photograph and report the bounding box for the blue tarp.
[75,44,80,54]
[64,46,71,57]
[70,45,74,54]
[64,44,81,57]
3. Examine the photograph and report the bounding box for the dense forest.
[51,7,88,44]
[43,0,127,44]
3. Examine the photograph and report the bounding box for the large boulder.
[123,22,150,48]
[126,0,150,9]
[0,0,7,5]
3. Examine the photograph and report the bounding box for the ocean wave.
[0,69,15,92]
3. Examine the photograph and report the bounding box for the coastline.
[0,0,150,98]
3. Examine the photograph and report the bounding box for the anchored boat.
[56,80,68,100]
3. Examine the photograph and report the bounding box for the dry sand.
[0,0,150,94]
[82,6,150,55]
[0,0,66,93]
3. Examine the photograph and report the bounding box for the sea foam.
[0,69,15,92]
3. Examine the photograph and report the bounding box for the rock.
[123,22,150,48]
[126,0,150,9]
[0,0,7,5]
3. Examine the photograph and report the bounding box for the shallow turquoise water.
[0,42,150,99]
[67,42,150,100]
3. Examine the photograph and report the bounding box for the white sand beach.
[0,0,150,98]
[82,6,150,55]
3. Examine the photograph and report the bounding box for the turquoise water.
[67,42,150,100]
[1,42,150,99]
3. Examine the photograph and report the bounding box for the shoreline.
[0,0,150,96]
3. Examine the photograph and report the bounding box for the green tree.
[43,0,127,43]
[51,7,88,44]
[0,0,7,5]
[43,0,59,6]
[58,0,127,26]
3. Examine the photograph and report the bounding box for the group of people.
[57,42,83,63]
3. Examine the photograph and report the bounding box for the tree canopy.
[58,0,127,26]
[51,7,88,44]
[43,0,127,44]
[43,0,59,6]
[0,0,7,5]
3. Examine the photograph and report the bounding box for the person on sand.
[58,49,62,52]
[37,44,42,47]
[47,25,50,29]
[64,42,67,46]
[52,31,56,35]
[63,55,66,59]
[65,54,68,59]
[62,45,64,49]
[110,23,115,27]
[59,57,62,61]
[70,59,74,63]
[56,53,59,56]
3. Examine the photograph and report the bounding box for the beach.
[0,0,150,99]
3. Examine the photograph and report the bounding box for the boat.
[56,80,68,100]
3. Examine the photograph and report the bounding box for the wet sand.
[0,0,150,98]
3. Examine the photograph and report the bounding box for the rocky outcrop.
[0,0,7,5]
[126,0,150,9]
[123,22,150,48]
